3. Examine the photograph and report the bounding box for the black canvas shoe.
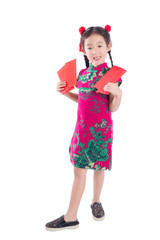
[45,215,79,231]
[91,202,105,221]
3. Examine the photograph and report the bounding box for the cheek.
[101,47,108,55]
[102,52,107,59]
[86,52,92,59]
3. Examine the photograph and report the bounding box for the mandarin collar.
[89,62,108,71]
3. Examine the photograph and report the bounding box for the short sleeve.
[117,77,122,87]
[76,72,81,88]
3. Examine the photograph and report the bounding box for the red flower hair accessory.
[79,26,85,35]
[104,25,111,32]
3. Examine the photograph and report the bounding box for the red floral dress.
[69,62,122,171]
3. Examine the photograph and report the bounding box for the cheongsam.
[69,62,122,171]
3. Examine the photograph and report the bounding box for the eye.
[88,47,92,50]
[98,45,102,48]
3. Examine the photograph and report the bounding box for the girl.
[45,25,122,231]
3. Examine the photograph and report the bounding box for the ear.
[107,39,112,52]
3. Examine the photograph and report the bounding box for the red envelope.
[94,66,126,95]
[57,59,77,94]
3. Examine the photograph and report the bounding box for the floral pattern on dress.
[69,62,121,171]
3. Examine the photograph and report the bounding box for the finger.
[104,87,109,91]
[104,85,111,90]
[58,81,66,86]
[59,86,65,91]
[57,85,65,90]
[104,83,111,89]
[106,82,113,86]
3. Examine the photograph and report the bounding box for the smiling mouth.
[93,56,101,61]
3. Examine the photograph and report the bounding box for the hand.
[103,83,120,97]
[56,81,67,93]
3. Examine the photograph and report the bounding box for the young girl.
[45,25,122,231]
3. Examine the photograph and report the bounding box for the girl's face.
[83,34,112,67]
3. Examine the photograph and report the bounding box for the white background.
[0,0,160,239]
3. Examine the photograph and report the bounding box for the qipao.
[69,62,122,171]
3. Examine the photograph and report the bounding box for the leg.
[64,167,87,222]
[92,170,105,204]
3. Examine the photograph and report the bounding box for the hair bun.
[79,26,85,35]
[104,25,111,32]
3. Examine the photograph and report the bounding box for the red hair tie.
[79,42,82,52]
[104,25,111,32]
[79,26,85,52]
[79,26,85,35]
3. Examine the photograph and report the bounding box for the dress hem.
[70,161,111,171]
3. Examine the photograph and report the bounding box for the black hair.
[80,26,113,68]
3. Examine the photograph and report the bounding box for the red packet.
[57,59,77,94]
[94,66,126,95]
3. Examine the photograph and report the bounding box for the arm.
[57,81,78,103]
[103,82,122,112]
[108,88,122,112]
[64,92,78,103]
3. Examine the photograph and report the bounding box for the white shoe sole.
[45,224,79,231]
[93,215,105,221]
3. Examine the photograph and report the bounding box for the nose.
[92,49,96,55]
